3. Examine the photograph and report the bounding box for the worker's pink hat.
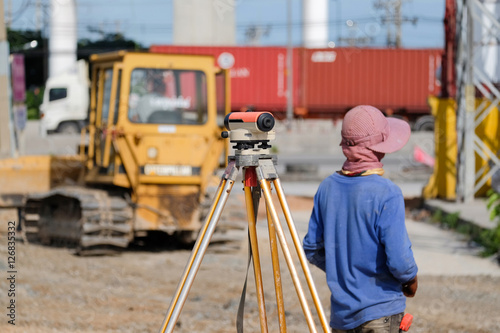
[341,105,411,154]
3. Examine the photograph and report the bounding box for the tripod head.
[221,111,276,152]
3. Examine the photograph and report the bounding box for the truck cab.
[40,60,89,134]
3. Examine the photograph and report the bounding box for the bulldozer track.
[21,187,134,255]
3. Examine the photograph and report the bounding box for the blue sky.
[6,0,445,49]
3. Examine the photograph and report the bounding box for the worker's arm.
[303,238,326,272]
[303,193,326,272]
[402,275,418,297]
[377,190,418,293]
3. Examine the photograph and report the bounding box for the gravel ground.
[1,121,499,332]
[1,193,500,333]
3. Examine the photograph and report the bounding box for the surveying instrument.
[159,111,330,332]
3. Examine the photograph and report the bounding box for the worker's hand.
[402,275,418,297]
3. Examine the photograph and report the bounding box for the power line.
[8,1,443,47]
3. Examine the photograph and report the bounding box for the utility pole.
[394,0,402,47]
[374,0,417,48]
[286,0,293,127]
[36,0,43,31]
[5,0,11,27]
[0,0,14,158]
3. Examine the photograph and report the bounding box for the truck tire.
[413,115,435,132]
[58,122,80,134]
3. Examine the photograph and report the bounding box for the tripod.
[159,146,330,333]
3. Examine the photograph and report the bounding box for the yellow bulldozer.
[0,51,230,253]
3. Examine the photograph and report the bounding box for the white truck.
[40,60,89,134]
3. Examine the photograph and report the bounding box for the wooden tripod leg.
[273,178,330,333]
[244,183,269,333]
[258,178,319,333]
[159,161,237,333]
[265,190,287,333]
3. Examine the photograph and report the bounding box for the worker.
[303,105,418,333]
[129,69,185,124]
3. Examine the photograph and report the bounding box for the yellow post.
[423,97,500,199]
[473,99,500,196]
[422,97,458,200]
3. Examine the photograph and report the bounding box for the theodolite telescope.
[221,111,276,150]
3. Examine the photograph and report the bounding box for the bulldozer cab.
[83,51,230,234]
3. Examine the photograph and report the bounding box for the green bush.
[431,198,500,258]
[443,211,460,229]
[25,87,44,120]
[478,228,500,257]
[483,189,500,256]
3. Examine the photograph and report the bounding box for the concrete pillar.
[49,0,77,77]
[173,0,236,45]
[303,0,329,48]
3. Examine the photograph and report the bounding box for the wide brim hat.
[341,105,411,154]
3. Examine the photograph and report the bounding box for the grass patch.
[430,208,500,258]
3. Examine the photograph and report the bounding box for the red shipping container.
[299,48,443,118]
[150,45,301,115]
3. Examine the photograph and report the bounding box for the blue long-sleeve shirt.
[303,172,418,330]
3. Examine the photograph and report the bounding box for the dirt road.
[1,193,500,333]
